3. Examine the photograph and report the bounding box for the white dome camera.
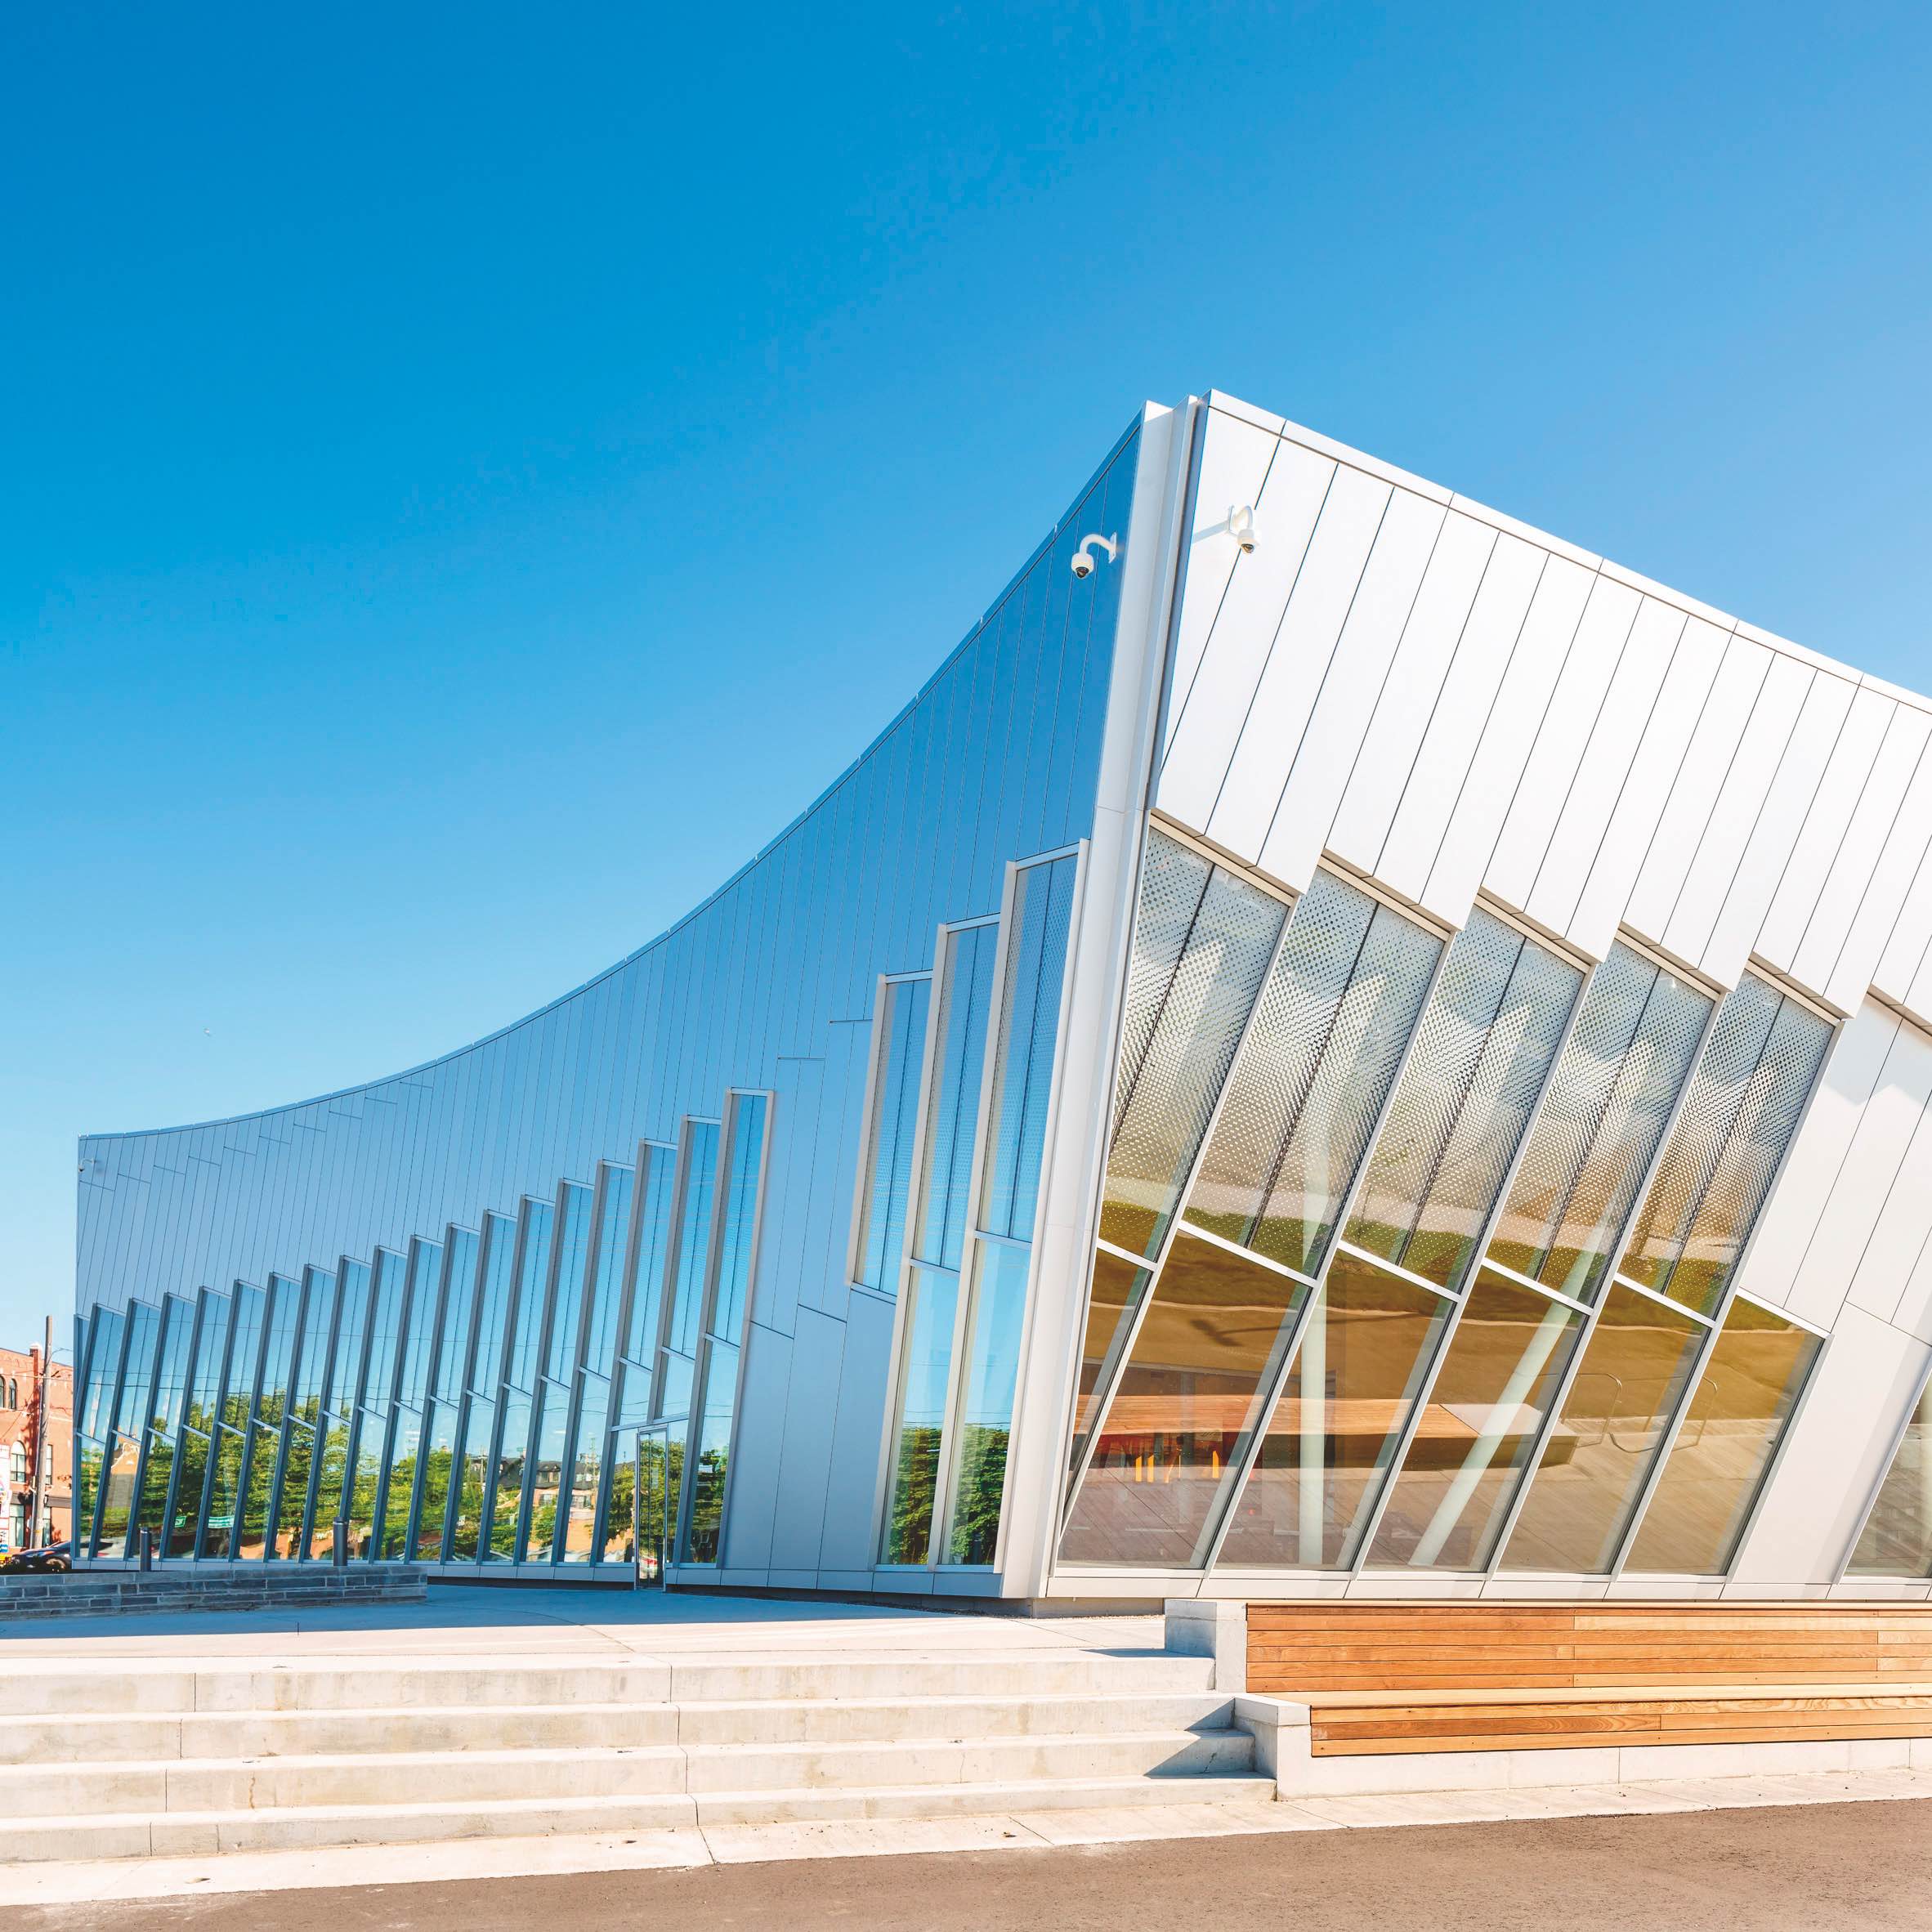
[1229,505,1258,556]
[1071,533,1118,579]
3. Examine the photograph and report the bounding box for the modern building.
[69,391,1932,1605]
[2,1339,72,1550]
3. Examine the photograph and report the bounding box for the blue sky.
[4,2,1930,1344]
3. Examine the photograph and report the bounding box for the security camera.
[1071,533,1119,579]
[1229,505,1258,556]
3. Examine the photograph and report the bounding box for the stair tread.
[0,1727,1251,1778]
[11,1773,1277,1829]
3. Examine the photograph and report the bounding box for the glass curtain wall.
[132,1295,194,1554]
[518,1187,591,1562]
[597,1146,676,1562]
[1059,818,1835,1587]
[1500,973,1832,1574]
[203,1282,264,1559]
[449,1216,517,1560]
[414,1227,480,1561]
[881,920,1000,1564]
[1849,1380,1932,1577]
[269,1268,336,1559]
[481,1200,555,1561]
[1367,941,1711,1572]
[876,852,1078,1572]
[558,1163,633,1563]
[378,1239,444,1559]
[682,1094,772,1563]
[168,1290,230,1556]
[853,978,932,1293]
[74,1305,125,1554]
[306,1257,371,1559]
[1062,860,1442,1568]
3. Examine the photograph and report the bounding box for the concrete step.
[0,1651,1213,1717]
[2,1773,1281,1863]
[0,1727,1254,1818]
[0,1689,1237,1764]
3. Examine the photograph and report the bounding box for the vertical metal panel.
[1158,451,1368,850]
[1219,489,1447,874]
[1483,576,1644,913]
[1688,665,1849,982]
[1564,615,1733,960]
[1827,747,1932,1018]
[1523,598,1690,941]
[1416,556,1597,927]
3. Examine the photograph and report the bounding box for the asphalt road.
[9,1801,1932,1932]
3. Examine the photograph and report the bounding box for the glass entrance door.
[634,1424,681,1586]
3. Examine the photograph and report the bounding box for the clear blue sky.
[5,3,1930,1345]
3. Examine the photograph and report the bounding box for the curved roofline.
[81,408,1153,1146]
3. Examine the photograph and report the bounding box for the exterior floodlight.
[1071,533,1119,579]
[1230,505,1258,555]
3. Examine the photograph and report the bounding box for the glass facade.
[1849,1380,1932,1577]
[1057,828,1836,1588]
[854,977,931,1293]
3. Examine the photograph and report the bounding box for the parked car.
[2,1541,72,1574]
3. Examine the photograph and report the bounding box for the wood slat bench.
[1247,1603,1932,1758]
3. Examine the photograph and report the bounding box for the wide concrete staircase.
[0,1644,1271,1862]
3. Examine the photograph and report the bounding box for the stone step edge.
[0,1772,1284,1861]
[0,1729,1250,1783]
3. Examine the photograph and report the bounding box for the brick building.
[1,1341,73,1551]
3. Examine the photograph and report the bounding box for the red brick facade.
[0,1344,74,1551]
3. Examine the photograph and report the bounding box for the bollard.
[333,1518,348,1568]
[138,1527,154,1572]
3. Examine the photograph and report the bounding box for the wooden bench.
[1247,1603,1932,1757]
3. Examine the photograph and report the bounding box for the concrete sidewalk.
[5,1796,1927,1931]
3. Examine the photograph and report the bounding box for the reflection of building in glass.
[69,393,1932,1600]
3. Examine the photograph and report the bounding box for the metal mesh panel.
[1098,864,1286,1258]
[1489,944,1713,1304]
[1347,910,1581,1292]
[1621,974,1831,1314]
[1111,830,1214,1138]
[1185,872,1442,1278]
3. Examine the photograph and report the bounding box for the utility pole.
[29,1314,50,1548]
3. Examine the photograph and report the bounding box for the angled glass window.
[1365,1268,1585,1572]
[561,1370,610,1563]
[1619,974,1833,1317]
[134,1296,194,1552]
[255,1274,302,1429]
[1067,1248,1152,1480]
[449,1395,495,1562]
[659,1123,720,1419]
[912,923,1000,1270]
[467,1216,520,1398]
[1487,943,1712,1304]
[941,1242,1032,1563]
[619,1147,678,1380]
[1060,1232,1308,1569]
[202,1283,264,1558]
[880,1263,960,1565]
[326,1259,373,1416]
[520,1187,592,1559]
[542,1184,596,1385]
[1500,1284,1706,1574]
[170,1291,228,1557]
[361,1251,409,1418]
[980,856,1079,1242]
[685,1093,771,1563]
[1101,845,1285,1260]
[273,1424,315,1559]
[1185,871,1441,1279]
[290,1269,338,1428]
[414,1228,480,1562]
[1344,911,1580,1293]
[1217,1248,1454,1569]
[484,1202,554,1561]
[854,977,932,1291]
[579,1165,635,1382]
[1849,1381,1932,1577]
[1626,1298,1822,1575]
